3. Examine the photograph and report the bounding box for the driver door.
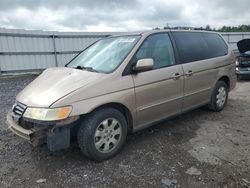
[132,33,184,128]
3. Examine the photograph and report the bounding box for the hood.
[237,39,250,53]
[17,67,105,107]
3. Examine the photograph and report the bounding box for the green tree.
[205,25,212,31]
[217,25,250,32]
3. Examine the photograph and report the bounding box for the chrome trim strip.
[138,95,183,112]
[183,87,211,97]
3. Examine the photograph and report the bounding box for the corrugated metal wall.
[0,28,122,73]
[221,32,250,53]
[0,28,250,73]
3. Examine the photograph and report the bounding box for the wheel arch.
[218,75,230,90]
[88,102,134,133]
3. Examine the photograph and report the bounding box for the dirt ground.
[0,75,249,188]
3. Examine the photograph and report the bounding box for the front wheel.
[77,108,127,161]
[208,81,228,112]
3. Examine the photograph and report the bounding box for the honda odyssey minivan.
[7,30,236,161]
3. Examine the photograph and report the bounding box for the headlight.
[235,60,239,66]
[23,106,72,121]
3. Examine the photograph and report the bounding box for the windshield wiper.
[75,65,99,73]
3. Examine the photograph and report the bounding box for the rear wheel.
[208,81,228,112]
[77,108,127,161]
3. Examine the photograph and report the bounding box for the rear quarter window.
[172,32,228,64]
[202,33,228,58]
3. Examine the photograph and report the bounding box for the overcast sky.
[0,0,249,32]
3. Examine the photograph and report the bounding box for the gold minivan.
[7,30,236,161]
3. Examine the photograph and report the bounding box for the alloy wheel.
[94,118,122,153]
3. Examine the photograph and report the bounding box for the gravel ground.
[0,75,250,188]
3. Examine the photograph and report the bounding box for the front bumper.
[7,112,80,147]
[236,68,250,76]
[7,112,47,145]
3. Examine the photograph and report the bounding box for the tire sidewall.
[211,81,228,111]
[78,108,127,161]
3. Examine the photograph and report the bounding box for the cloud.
[0,0,249,31]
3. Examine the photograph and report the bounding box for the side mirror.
[134,58,154,72]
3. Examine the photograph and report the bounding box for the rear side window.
[135,33,176,69]
[172,32,228,64]
[202,33,228,58]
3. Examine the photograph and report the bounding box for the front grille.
[240,61,250,68]
[12,102,27,119]
[238,56,250,68]
[20,119,35,130]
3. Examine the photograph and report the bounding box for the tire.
[77,108,127,161]
[208,81,228,112]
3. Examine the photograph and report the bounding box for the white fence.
[221,32,250,53]
[0,28,122,73]
[0,28,250,73]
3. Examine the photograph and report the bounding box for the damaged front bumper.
[7,112,47,145]
[7,112,80,150]
[236,67,250,78]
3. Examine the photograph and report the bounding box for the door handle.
[187,70,193,76]
[172,73,181,80]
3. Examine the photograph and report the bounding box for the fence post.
[52,34,58,67]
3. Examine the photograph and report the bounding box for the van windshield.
[67,35,140,73]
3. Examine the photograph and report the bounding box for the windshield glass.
[67,35,140,73]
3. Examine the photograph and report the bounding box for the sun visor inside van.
[237,39,250,53]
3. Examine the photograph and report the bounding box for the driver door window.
[135,33,176,69]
